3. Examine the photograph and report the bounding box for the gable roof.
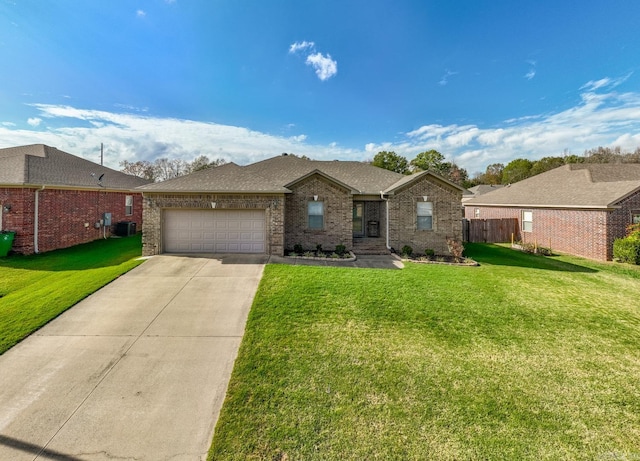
[465,163,640,209]
[0,144,150,190]
[383,170,465,195]
[243,155,405,194]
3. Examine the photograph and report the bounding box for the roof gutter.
[380,191,392,251]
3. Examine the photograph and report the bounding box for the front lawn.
[209,244,640,460]
[0,235,144,354]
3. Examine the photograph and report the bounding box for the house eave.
[140,189,290,195]
[464,202,620,211]
[2,183,144,193]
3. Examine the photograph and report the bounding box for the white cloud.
[136,9,146,17]
[525,69,536,80]
[27,117,42,127]
[0,104,361,169]
[438,70,458,86]
[2,77,639,176]
[581,73,632,91]
[289,41,315,54]
[289,41,337,81]
[365,78,640,173]
[305,52,337,81]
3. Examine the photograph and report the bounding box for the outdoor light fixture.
[423,196,429,202]
[211,202,217,208]
[3,204,11,212]
[313,195,318,201]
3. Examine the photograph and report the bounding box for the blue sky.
[1,0,640,175]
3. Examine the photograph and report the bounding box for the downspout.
[380,191,392,250]
[34,185,45,253]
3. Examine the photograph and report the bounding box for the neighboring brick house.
[139,154,465,257]
[463,164,640,261]
[0,144,149,255]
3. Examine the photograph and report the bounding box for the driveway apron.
[0,254,267,461]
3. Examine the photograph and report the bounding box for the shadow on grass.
[0,234,142,272]
[465,243,598,273]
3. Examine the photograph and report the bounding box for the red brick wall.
[607,190,640,258]
[284,175,352,252]
[389,177,463,255]
[465,205,611,260]
[0,187,143,255]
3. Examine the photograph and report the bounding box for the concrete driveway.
[0,254,267,461]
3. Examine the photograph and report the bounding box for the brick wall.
[0,187,143,255]
[465,205,612,261]
[284,175,352,252]
[141,193,285,256]
[608,190,640,259]
[389,177,463,255]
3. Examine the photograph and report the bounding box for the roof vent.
[282,153,288,156]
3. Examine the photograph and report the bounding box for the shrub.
[424,248,435,257]
[293,243,304,254]
[401,245,413,257]
[330,252,341,259]
[335,244,346,256]
[613,236,640,264]
[446,238,465,262]
[316,243,323,253]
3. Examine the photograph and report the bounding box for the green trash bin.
[0,231,15,257]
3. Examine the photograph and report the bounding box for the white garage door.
[163,209,266,253]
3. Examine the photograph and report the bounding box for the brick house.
[0,144,149,255]
[463,163,640,261]
[139,154,465,256]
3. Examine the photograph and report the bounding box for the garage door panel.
[164,210,265,254]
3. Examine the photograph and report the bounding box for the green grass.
[0,235,144,354]
[209,243,640,460]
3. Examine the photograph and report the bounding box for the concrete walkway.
[0,254,267,461]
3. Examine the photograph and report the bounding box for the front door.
[353,202,364,237]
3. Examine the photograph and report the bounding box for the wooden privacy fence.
[463,218,519,243]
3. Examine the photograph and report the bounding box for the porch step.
[352,238,391,255]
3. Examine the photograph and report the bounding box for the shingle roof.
[243,155,405,194]
[465,163,640,209]
[137,162,290,193]
[140,154,465,195]
[0,144,150,190]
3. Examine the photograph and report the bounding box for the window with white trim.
[632,211,640,225]
[308,201,324,229]
[417,202,433,230]
[474,208,480,218]
[125,195,133,216]
[522,210,533,232]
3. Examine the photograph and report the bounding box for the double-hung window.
[308,201,324,230]
[417,202,433,230]
[125,195,133,216]
[522,210,533,232]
